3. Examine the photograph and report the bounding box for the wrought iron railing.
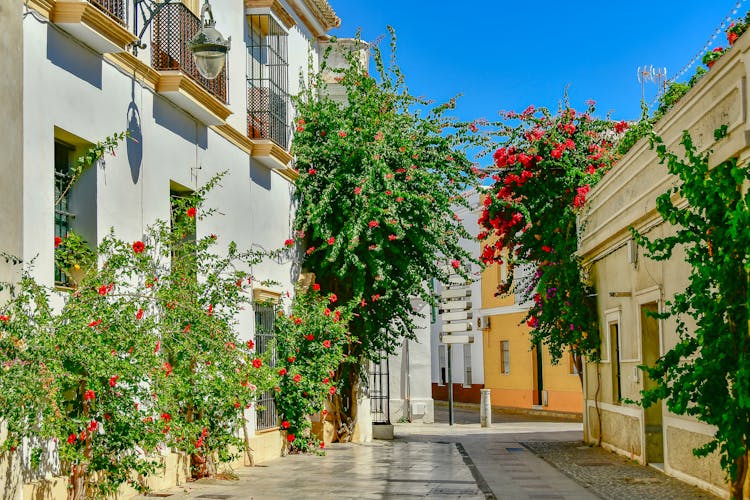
[247,14,289,149]
[151,2,227,103]
[88,0,127,25]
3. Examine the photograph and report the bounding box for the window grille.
[88,0,126,24]
[254,304,277,431]
[500,340,510,374]
[54,142,74,285]
[463,344,472,387]
[247,14,289,149]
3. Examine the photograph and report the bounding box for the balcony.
[152,2,227,104]
[88,0,126,25]
[50,0,137,53]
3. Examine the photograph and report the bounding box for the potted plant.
[702,47,726,69]
[54,231,96,286]
[727,21,747,46]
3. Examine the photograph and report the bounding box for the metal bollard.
[480,389,491,427]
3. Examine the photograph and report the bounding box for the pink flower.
[132,241,145,253]
[374,131,384,141]
[306,247,316,255]
[327,237,335,245]
[329,293,337,303]
[368,220,379,228]
[371,294,380,302]
[388,234,397,241]
[338,131,347,138]
[354,187,362,195]
[186,207,196,218]
[323,340,331,348]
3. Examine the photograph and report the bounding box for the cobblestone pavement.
[523,440,719,500]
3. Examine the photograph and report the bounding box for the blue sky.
[327,1,742,125]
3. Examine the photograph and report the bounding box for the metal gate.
[370,355,390,424]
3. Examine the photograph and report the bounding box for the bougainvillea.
[273,286,352,453]
[0,175,277,497]
[478,102,621,370]
[291,31,481,428]
[632,127,749,499]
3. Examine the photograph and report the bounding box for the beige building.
[579,32,750,498]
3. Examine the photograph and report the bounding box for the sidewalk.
[135,407,718,499]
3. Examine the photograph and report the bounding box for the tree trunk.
[730,451,747,500]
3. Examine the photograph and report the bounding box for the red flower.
[88,319,102,328]
[374,131,384,141]
[83,390,95,401]
[136,308,144,320]
[371,294,380,302]
[329,386,336,395]
[323,377,329,383]
[287,433,295,443]
[354,187,362,195]
[527,316,539,328]
[360,298,367,307]
[284,238,295,247]
[306,247,316,255]
[368,220,379,228]
[234,401,241,409]
[451,259,460,269]
[305,334,314,341]
[0,315,9,322]
[323,340,331,348]
[186,207,196,218]
[54,236,62,248]
[287,356,296,363]
[163,361,172,376]
[322,409,329,416]
[294,317,302,325]
[308,168,317,175]
[329,293,337,303]
[312,283,321,291]
[388,234,397,241]
[225,342,236,350]
[154,340,161,353]
[338,131,347,138]
[278,368,288,376]
[396,197,404,202]
[320,442,325,449]
[109,375,119,387]
[207,304,213,316]
[67,434,76,445]
[281,420,290,429]
[183,324,191,333]
[195,437,203,448]
[247,339,255,350]
[98,285,108,296]
[550,148,563,159]
[161,413,171,422]
[327,237,335,245]
[541,245,552,253]
[252,358,263,369]
[324,308,331,316]
[293,374,301,383]
[614,120,629,134]
[87,420,98,432]
[132,241,145,253]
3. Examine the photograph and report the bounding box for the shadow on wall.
[46,25,102,89]
[250,160,272,191]
[153,95,207,149]
[127,84,143,184]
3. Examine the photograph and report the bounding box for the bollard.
[480,389,492,427]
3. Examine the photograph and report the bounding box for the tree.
[477,103,621,375]
[290,31,480,434]
[632,127,749,499]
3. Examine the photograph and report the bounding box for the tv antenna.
[637,65,668,102]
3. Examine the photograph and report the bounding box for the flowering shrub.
[702,47,727,68]
[54,230,97,283]
[0,176,277,497]
[273,286,352,452]
[478,103,619,367]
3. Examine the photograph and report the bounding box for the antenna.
[637,65,668,103]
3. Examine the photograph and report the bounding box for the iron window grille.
[54,141,74,286]
[370,355,390,424]
[151,2,228,103]
[246,14,289,149]
[254,304,278,431]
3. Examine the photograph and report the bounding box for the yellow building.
[480,258,583,415]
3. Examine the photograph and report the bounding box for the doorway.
[641,302,663,463]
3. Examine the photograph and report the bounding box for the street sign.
[442,321,473,333]
[440,288,472,299]
[439,300,471,312]
[440,333,474,344]
[441,310,473,322]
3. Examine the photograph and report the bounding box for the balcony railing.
[88,0,127,25]
[151,2,227,103]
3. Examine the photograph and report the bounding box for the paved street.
[138,404,718,499]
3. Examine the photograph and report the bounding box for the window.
[463,344,472,387]
[438,345,447,385]
[169,186,196,279]
[247,14,289,149]
[54,141,74,284]
[610,322,622,403]
[254,303,277,431]
[500,340,510,374]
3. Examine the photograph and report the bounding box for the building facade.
[5,0,340,495]
[579,32,750,498]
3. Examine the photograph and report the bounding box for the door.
[641,302,663,463]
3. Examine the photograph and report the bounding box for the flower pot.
[66,266,86,287]
[728,32,739,46]
[707,61,716,69]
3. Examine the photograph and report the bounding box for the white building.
[430,189,485,404]
[5,0,340,493]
